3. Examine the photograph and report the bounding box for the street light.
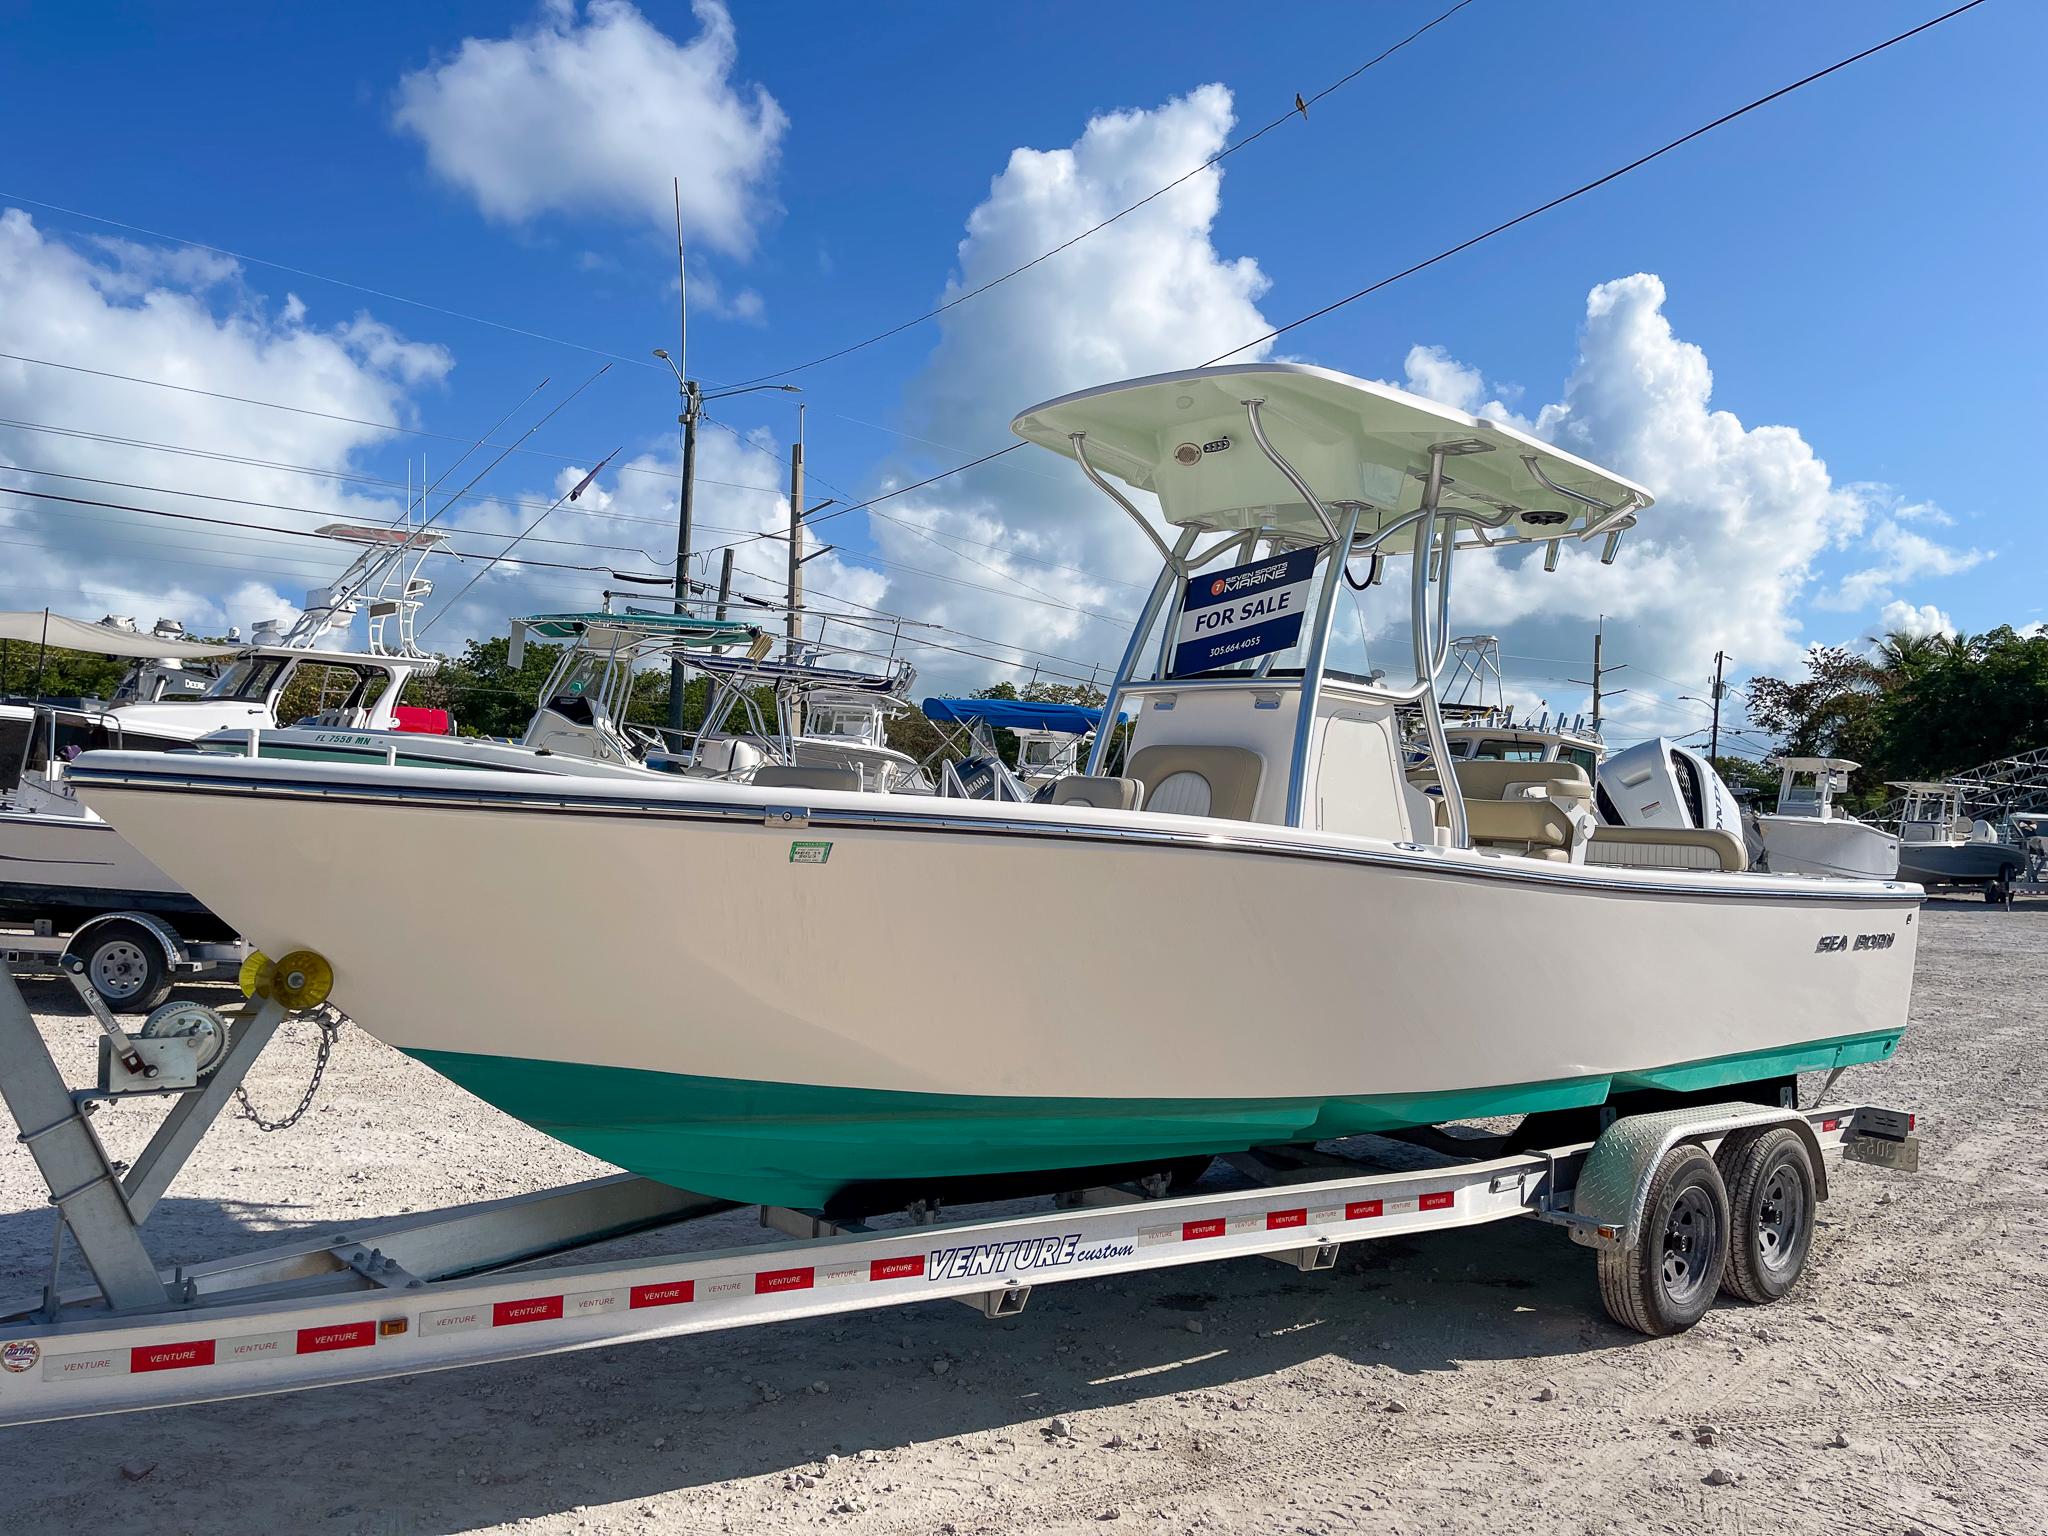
[651,348,799,732]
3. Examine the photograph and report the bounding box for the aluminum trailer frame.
[0,963,1922,1427]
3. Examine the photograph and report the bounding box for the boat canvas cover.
[920,697,1114,733]
[0,612,236,660]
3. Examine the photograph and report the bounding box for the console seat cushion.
[752,764,863,793]
[1463,797,1575,860]
[1050,774,1142,811]
[1584,824,1748,872]
[1125,745,1264,822]
[1452,760,1593,805]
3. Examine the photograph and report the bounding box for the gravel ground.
[1,901,2043,1535]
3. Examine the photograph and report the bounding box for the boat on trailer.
[69,364,1922,1212]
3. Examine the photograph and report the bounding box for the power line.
[0,190,661,371]
[0,351,758,491]
[737,0,1991,547]
[726,0,1478,387]
[1205,0,1989,363]
[0,482,662,579]
[0,413,788,531]
[0,463,672,562]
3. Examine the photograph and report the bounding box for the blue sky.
[0,0,2035,748]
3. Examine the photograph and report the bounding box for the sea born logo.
[1,1339,38,1373]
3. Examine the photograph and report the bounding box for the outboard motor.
[1597,738,1742,833]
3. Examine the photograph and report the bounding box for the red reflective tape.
[492,1295,564,1327]
[296,1321,375,1355]
[1419,1191,1455,1211]
[755,1266,815,1295]
[870,1255,926,1281]
[1182,1218,1227,1241]
[1346,1200,1384,1221]
[1267,1208,1307,1230]
[629,1279,695,1309]
[131,1339,215,1373]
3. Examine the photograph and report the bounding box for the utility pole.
[664,176,694,737]
[1709,649,1729,761]
[714,548,735,624]
[1569,614,1628,734]
[787,406,805,649]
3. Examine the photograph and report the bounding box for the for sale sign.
[1171,548,1317,677]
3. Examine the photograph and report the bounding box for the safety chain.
[233,1006,345,1133]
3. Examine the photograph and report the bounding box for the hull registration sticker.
[789,841,833,865]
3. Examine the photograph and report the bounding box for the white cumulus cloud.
[392,0,786,257]
[1819,512,1988,611]
[865,84,1274,690]
[1872,599,1956,642]
[0,209,452,637]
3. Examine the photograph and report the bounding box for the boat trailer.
[0,955,1922,1427]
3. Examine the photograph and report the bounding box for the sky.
[0,0,2038,753]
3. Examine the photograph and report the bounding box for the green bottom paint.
[409,1028,1903,1209]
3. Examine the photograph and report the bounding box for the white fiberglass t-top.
[1012,363,1648,851]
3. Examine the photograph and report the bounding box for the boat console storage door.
[1012,364,1651,846]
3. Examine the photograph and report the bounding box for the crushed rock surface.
[1,901,2043,1534]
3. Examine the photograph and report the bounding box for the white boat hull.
[72,754,1922,1207]
[1751,813,1901,881]
[0,805,210,929]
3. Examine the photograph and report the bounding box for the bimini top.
[0,611,237,661]
[1012,363,1653,550]
[922,697,1118,733]
[1779,757,1860,773]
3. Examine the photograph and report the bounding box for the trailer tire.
[69,922,173,1013]
[1716,1127,1816,1304]
[1597,1144,1729,1337]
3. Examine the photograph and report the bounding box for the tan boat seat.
[1585,824,1748,873]
[1452,760,1594,806]
[1463,797,1576,861]
[1125,744,1263,822]
[752,764,863,793]
[1050,774,1142,811]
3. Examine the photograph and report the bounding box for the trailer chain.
[233,1006,344,1132]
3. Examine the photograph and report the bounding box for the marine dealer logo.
[1210,560,1293,600]
[926,1232,1133,1281]
[1,1339,38,1373]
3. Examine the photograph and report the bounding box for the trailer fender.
[1564,1102,1828,1251]
[66,910,188,969]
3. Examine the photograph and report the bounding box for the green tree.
[1745,626,2048,796]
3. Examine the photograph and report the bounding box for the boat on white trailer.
[0,526,444,1004]
[1747,758,1900,880]
[69,364,1922,1213]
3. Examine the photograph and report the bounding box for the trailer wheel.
[1716,1127,1816,1304]
[1597,1144,1729,1337]
[70,922,172,1013]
